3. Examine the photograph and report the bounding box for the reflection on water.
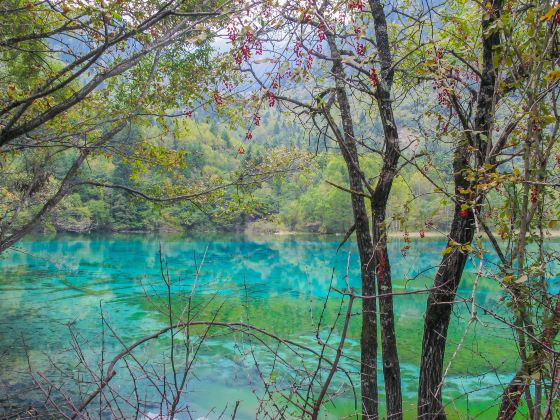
[1,233,556,418]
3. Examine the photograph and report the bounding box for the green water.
[0,233,547,418]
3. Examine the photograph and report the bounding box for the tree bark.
[417,207,474,419]
[367,1,402,416]
[327,35,379,419]
[418,135,475,418]
[418,0,503,416]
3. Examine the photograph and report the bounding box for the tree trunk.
[372,210,402,419]
[417,208,474,419]
[418,139,475,419]
[371,91,402,420]
[498,370,527,419]
[418,0,502,415]
[366,1,403,416]
[327,35,378,419]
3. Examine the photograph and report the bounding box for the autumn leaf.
[540,6,560,22]
[442,246,453,255]
[461,243,473,253]
[544,70,560,82]
[503,275,514,283]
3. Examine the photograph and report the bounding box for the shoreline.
[33,228,560,239]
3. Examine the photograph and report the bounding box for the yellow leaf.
[461,243,473,253]
[442,246,453,255]
[544,70,560,82]
[540,6,560,22]
[503,275,514,283]
[513,168,520,177]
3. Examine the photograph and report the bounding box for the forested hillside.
[33,110,454,234]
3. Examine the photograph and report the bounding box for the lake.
[0,233,546,419]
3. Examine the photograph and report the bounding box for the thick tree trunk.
[417,207,474,419]
[360,249,379,420]
[418,135,475,419]
[418,0,502,415]
[327,35,379,419]
[338,110,379,420]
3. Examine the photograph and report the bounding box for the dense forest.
[35,111,453,235]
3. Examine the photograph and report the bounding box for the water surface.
[0,233,549,418]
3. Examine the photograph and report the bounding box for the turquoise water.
[0,233,551,418]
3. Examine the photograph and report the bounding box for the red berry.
[530,186,538,203]
[241,44,251,61]
[349,0,365,11]
[233,50,242,65]
[294,41,303,58]
[357,43,365,56]
[255,39,263,55]
[403,232,410,243]
[213,92,223,105]
[227,24,237,43]
[267,91,276,107]
[459,209,469,219]
[318,23,326,42]
[369,68,379,87]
